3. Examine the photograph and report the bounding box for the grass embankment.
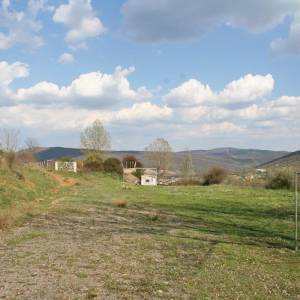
[0,170,299,299]
[0,167,66,228]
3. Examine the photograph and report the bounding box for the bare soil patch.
[0,206,208,300]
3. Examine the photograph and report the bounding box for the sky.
[0,0,300,151]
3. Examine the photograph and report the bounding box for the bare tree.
[0,129,20,169]
[0,128,20,152]
[24,137,40,152]
[181,148,194,178]
[144,138,172,173]
[80,119,111,156]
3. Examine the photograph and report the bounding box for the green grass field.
[0,168,299,299]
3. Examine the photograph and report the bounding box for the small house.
[141,174,157,186]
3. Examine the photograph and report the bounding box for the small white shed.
[141,174,157,186]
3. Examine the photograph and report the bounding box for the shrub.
[202,167,227,186]
[132,168,144,179]
[83,153,104,172]
[5,151,17,170]
[104,157,123,176]
[17,151,36,165]
[266,172,292,190]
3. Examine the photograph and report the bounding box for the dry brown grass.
[112,199,128,208]
[50,173,80,187]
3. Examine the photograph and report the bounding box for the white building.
[141,174,157,186]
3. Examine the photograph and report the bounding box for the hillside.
[259,150,300,171]
[0,167,59,228]
[35,147,288,173]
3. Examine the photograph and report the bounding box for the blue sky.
[0,0,300,151]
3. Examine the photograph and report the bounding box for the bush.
[104,157,123,176]
[132,168,144,179]
[203,167,227,186]
[5,151,17,170]
[266,172,292,190]
[83,153,104,172]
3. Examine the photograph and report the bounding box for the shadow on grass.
[60,200,294,250]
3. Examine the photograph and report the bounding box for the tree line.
[0,119,195,178]
[80,119,195,177]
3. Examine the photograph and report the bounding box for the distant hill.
[259,150,300,171]
[35,147,83,161]
[35,147,289,173]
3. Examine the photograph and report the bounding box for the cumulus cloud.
[0,102,172,130]
[219,74,274,103]
[2,64,151,108]
[164,74,274,107]
[0,61,29,87]
[53,0,107,48]
[164,79,214,107]
[122,0,299,54]
[58,52,75,64]
[1,60,299,147]
[0,0,50,50]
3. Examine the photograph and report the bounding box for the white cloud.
[219,74,274,103]
[0,61,29,87]
[0,101,172,131]
[164,74,274,108]
[58,52,75,64]
[7,66,152,108]
[114,102,172,123]
[0,0,49,50]
[1,61,299,149]
[197,122,244,135]
[164,79,214,107]
[53,0,107,48]
[122,0,300,54]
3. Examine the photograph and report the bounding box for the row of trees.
[80,119,195,177]
[0,119,195,177]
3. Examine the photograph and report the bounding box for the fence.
[55,161,77,173]
[37,160,79,173]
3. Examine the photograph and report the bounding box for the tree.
[181,149,194,178]
[0,128,20,169]
[24,137,39,152]
[144,138,172,173]
[0,128,20,152]
[80,119,111,156]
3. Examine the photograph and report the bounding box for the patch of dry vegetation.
[0,167,73,229]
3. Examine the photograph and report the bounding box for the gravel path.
[0,207,206,300]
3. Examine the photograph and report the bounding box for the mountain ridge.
[35,147,289,173]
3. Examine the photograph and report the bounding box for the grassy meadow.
[0,167,299,299]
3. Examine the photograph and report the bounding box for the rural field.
[0,167,299,299]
